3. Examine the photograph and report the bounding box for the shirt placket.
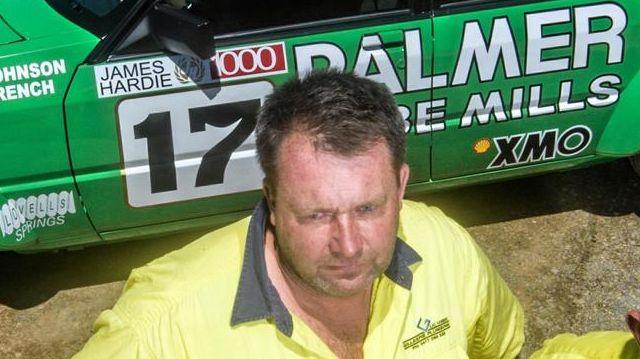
[289,314,340,359]
[363,277,413,359]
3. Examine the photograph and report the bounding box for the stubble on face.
[266,133,408,299]
[273,224,396,298]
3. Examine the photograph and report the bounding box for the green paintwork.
[0,1,85,39]
[1,0,639,251]
[431,0,638,180]
[0,16,22,44]
[65,18,433,233]
[597,67,640,156]
[0,0,99,249]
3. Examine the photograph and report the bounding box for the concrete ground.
[0,159,638,358]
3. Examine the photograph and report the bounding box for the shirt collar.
[230,198,422,337]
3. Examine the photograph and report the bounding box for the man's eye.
[357,205,376,214]
[309,213,326,221]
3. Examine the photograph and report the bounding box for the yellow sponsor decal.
[473,138,491,154]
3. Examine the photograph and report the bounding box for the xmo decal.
[488,125,592,169]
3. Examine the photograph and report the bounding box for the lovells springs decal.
[0,190,76,242]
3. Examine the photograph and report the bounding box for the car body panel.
[431,0,635,179]
[65,16,433,233]
[1,0,639,251]
[0,1,99,249]
[0,15,22,45]
[0,1,84,40]
[597,64,640,156]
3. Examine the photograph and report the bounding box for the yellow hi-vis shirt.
[75,199,524,358]
[531,331,639,358]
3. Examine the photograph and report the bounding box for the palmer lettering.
[453,3,626,84]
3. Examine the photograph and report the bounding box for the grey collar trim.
[230,198,422,337]
[384,237,422,290]
[230,198,293,336]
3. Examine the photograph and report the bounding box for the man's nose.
[329,214,363,259]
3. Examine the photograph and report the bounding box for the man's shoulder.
[400,199,450,222]
[399,199,465,238]
[109,216,251,329]
[399,199,476,258]
[76,216,254,357]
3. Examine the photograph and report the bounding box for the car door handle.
[361,30,405,69]
[378,29,404,49]
[362,30,404,50]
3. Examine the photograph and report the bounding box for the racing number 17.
[119,82,273,207]
[134,99,260,193]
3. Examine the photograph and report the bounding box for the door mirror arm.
[147,1,216,60]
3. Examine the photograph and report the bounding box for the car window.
[188,0,411,35]
[73,0,125,16]
[103,0,414,61]
[46,0,138,37]
[434,0,546,11]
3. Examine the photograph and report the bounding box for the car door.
[0,1,102,250]
[64,0,435,239]
[430,0,630,180]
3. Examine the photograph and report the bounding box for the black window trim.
[44,0,143,38]
[214,7,419,48]
[87,0,156,64]
[431,0,556,16]
[97,0,429,63]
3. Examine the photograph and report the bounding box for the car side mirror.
[113,0,215,61]
[147,1,215,60]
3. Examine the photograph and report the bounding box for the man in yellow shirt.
[76,71,524,358]
[530,310,640,358]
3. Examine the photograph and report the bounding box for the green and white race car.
[0,0,638,251]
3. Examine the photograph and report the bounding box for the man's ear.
[397,163,410,207]
[262,178,277,227]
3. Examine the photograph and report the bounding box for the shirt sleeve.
[73,307,156,359]
[530,331,638,358]
[448,219,525,359]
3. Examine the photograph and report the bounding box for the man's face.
[265,133,409,297]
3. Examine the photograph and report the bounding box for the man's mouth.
[324,262,363,274]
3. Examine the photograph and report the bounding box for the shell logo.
[473,138,491,154]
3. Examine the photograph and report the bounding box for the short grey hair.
[255,70,406,183]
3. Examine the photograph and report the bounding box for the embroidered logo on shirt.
[402,317,451,350]
[417,317,431,332]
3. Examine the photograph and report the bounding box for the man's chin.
[315,273,375,297]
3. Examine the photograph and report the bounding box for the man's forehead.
[276,132,392,166]
[274,135,393,189]
[285,185,389,211]
[277,132,317,158]
[271,133,396,206]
